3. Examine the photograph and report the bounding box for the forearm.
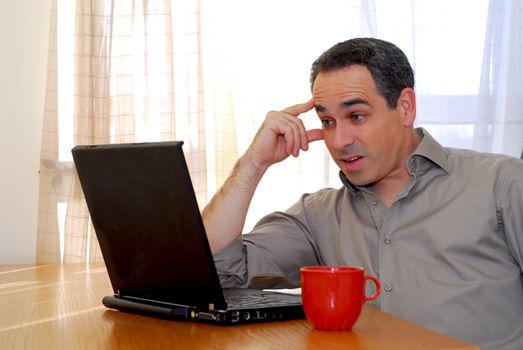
[202,153,268,253]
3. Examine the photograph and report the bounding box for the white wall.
[0,0,52,263]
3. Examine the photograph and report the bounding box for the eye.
[321,118,335,128]
[352,114,366,122]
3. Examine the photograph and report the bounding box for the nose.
[331,123,355,151]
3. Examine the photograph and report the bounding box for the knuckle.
[266,110,278,119]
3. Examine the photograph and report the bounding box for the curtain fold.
[475,0,523,156]
[37,0,69,262]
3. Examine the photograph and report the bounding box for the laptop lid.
[71,141,228,310]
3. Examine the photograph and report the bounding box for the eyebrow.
[315,98,370,113]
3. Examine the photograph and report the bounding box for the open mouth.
[343,155,363,163]
[340,155,364,171]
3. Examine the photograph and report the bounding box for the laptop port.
[255,311,266,320]
[271,311,283,319]
[197,312,216,321]
[230,311,240,323]
[242,311,251,321]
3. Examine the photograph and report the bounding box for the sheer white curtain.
[375,0,523,158]
[474,0,523,156]
[37,0,523,262]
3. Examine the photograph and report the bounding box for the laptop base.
[103,295,305,325]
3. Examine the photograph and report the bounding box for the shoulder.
[445,147,522,173]
[250,187,347,237]
[444,147,523,195]
[302,187,347,207]
[283,187,346,216]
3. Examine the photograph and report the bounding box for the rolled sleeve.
[213,237,248,288]
[213,193,325,289]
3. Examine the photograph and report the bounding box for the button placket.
[361,192,385,230]
[382,237,393,293]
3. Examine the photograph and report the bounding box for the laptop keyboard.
[224,288,302,309]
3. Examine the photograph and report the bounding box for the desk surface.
[0,264,479,350]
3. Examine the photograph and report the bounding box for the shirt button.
[384,238,391,244]
[384,284,393,292]
[408,159,416,172]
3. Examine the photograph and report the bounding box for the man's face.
[312,65,413,188]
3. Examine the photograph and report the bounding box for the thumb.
[307,128,324,143]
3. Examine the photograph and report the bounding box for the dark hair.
[310,38,414,109]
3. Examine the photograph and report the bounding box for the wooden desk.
[0,264,479,350]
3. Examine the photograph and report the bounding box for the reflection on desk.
[0,264,479,349]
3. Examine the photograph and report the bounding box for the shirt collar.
[339,170,358,194]
[411,127,450,174]
[339,127,449,193]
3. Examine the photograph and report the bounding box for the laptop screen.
[72,141,227,310]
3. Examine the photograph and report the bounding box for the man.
[202,38,523,350]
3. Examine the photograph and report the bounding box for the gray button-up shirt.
[214,128,523,350]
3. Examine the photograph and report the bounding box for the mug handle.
[363,275,381,301]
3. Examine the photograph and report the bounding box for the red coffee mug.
[300,266,381,331]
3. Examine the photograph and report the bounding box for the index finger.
[282,98,315,117]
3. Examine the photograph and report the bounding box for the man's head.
[310,38,419,201]
[310,38,414,109]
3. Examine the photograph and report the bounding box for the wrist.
[238,153,269,185]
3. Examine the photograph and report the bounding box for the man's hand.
[203,99,323,253]
[246,99,323,171]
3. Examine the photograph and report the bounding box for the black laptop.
[71,141,304,324]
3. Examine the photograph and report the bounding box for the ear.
[398,88,416,127]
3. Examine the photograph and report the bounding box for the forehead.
[312,65,379,105]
